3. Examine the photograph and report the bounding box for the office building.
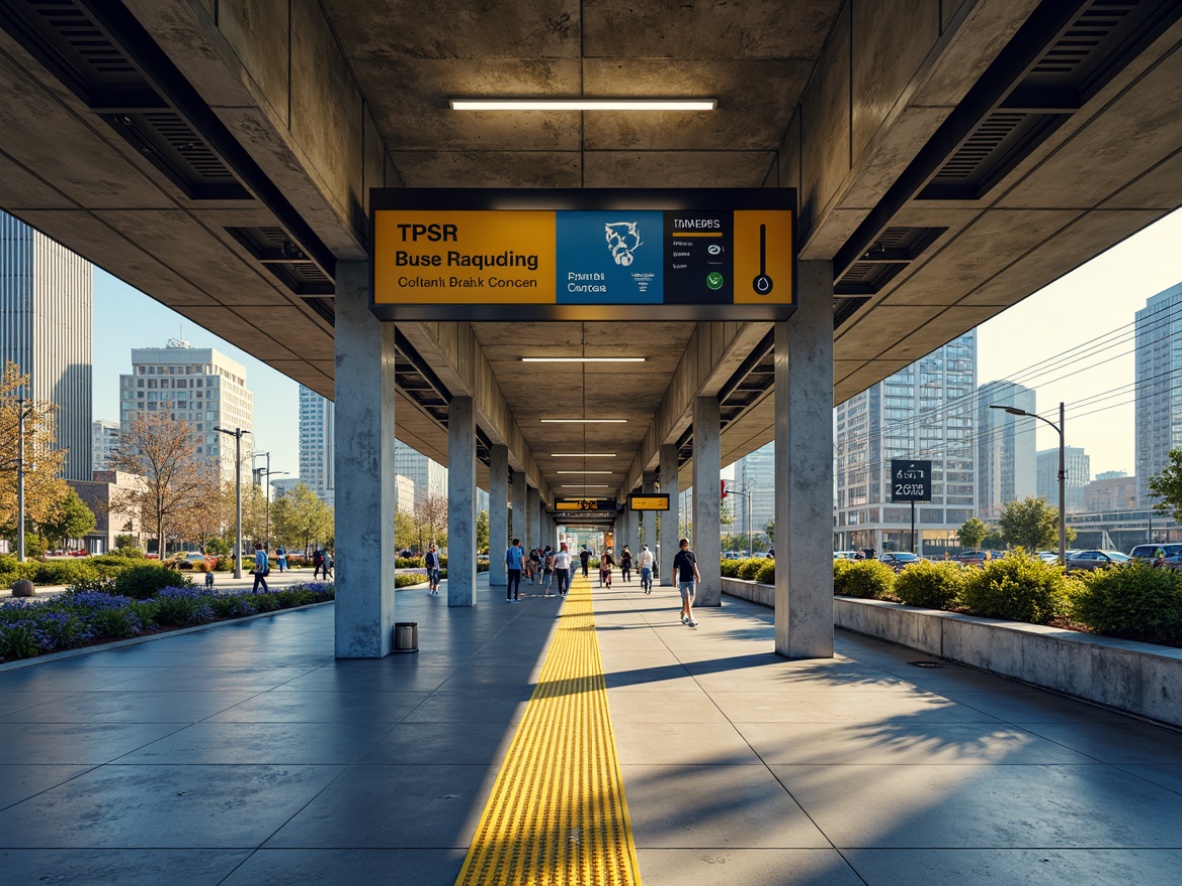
[270,477,302,499]
[1037,446,1090,513]
[298,385,334,506]
[1135,282,1182,506]
[91,419,120,472]
[976,381,1037,519]
[1085,474,1137,513]
[732,443,775,546]
[835,331,977,555]
[120,341,252,485]
[0,210,92,480]
[396,475,415,514]
[395,439,447,511]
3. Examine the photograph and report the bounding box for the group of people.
[244,544,333,594]
[499,538,701,627]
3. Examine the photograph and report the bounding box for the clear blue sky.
[93,206,1182,485]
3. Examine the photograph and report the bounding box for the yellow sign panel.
[629,494,670,511]
[732,210,793,305]
[374,210,556,304]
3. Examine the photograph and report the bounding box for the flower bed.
[0,581,335,663]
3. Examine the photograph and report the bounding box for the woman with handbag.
[252,541,270,593]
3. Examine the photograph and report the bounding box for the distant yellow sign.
[628,494,670,511]
[556,498,614,511]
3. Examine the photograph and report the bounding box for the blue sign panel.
[555,211,664,304]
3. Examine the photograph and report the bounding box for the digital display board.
[555,498,617,512]
[628,494,670,511]
[370,189,795,321]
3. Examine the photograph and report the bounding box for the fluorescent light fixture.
[551,453,616,458]
[556,471,614,475]
[451,98,716,112]
[522,357,646,363]
[541,419,626,423]
[560,484,610,489]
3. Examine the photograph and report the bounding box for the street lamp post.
[215,426,251,578]
[253,457,289,545]
[990,401,1066,565]
[727,488,754,557]
[15,397,32,562]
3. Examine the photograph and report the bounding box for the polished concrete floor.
[1,574,1181,885]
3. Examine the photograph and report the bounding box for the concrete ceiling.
[0,0,1180,510]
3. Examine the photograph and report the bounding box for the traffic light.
[720,479,728,499]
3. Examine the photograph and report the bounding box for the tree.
[174,470,223,553]
[765,520,775,542]
[414,493,448,553]
[271,483,332,554]
[999,496,1060,551]
[476,509,489,554]
[109,408,206,557]
[394,509,417,552]
[0,361,69,539]
[958,517,987,550]
[1149,449,1182,524]
[40,488,96,550]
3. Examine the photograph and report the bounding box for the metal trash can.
[393,621,418,654]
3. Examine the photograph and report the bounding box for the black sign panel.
[890,460,932,502]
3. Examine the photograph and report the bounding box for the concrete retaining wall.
[721,577,1182,729]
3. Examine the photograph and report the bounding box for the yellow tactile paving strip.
[455,574,642,886]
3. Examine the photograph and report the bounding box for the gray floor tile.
[276,665,456,693]
[1112,764,1182,796]
[709,687,1004,724]
[612,721,761,765]
[0,849,251,886]
[0,722,190,764]
[205,689,429,723]
[0,765,94,810]
[770,763,1182,848]
[113,721,394,764]
[0,690,74,717]
[0,690,262,723]
[220,848,468,886]
[264,764,493,849]
[942,688,1138,724]
[844,848,1182,886]
[355,721,516,765]
[608,688,731,724]
[103,666,319,693]
[621,763,829,848]
[1013,718,1182,764]
[637,849,865,886]
[0,764,344,848]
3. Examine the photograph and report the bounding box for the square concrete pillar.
[692,397,722,606]
[447,396,477,606]
[774,261,835,659]
[642,474,657,552]
[333,261,396,658]
[528,487,541,555]
[511,470,527,562]
[489,445,509,586]
[659,444,679,586]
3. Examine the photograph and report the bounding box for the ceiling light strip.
[450,98,716,111]
[551,453,616,457]
[522,357,646,363]
[541,419,626,423]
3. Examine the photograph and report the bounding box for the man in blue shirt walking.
[505,538,525,602]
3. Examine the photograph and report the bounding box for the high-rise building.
[1135,282,1182,506]
[297,385,334,506]
[395,440,447,511]
[1085,474,1137,512]
[0,210,92,480]
[1037,446,1090,512]
[733,443,775,544]
[91,419,120,472]
[976,381,1037,519]
[119,341,253,484]
[835,331,977,555]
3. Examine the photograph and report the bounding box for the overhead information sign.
[890,460,932,502]
[370,189,795,321]
[555,498,617,512]
[629,494,670,511]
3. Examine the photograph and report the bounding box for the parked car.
[1157,552,1182,572]
[723,550,744,560]
[879,552,921,572]
[833,550,859,560]
[954,550,991,567]
[167,551,217,569]
[1065,550,1131,572]
[1128,543,1182,566]
[1036,550,1059,563]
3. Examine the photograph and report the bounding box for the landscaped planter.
[722,577,1182,729]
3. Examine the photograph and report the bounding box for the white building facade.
[120,342,253,485]
[395,440,447,511]
[976,380,1037,519]
[0,210,92,480]
[732,443,775,547]
[298,385,334,506]
[91,419,120,472]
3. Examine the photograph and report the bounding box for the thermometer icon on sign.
[752,223,773,295]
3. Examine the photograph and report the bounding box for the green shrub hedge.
[110,564,193,600]
[1071,563,1182,645]
[756,560,775,584]
[720,558,743,578]
[960,552,1068,623]
[893,560,967,609]
[834,559,895,599]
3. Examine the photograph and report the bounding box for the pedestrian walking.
[528,547,541,584]
[553,542,572,596]
[312,548,325,580]
[599,549,614,587]
[638,544,654,593]
[542,545,555,595]
[506,538,525,602]
[276,545,287,572]
[672,538,701,627]
[326,550,334,579]
[620,546,633,583]
[579,547,590,577]
[251,541,270,594]
[425,543,441,595]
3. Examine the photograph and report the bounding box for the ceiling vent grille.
[0,0,249,199]
[835,227,945,296]
[920,0,1178,201]
[226,227,336,296]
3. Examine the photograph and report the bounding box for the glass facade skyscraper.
[1135,282,1182,506]
[835,331,976,554]
[0,210,92,480]
[976,380,1036,519]
[298,385,334,506]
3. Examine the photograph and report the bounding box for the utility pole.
[16,397,29,562]
[215,426,251,578]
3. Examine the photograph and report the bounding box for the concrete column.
[528,487,541,554]
[447,396,477,607]
[775,261,835,659]
[659,444,679,586]
[511,470,527,556]
[692,396,722,606]
[333,261,395,658]
[489,445,509,586]
[642,474,657,553]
